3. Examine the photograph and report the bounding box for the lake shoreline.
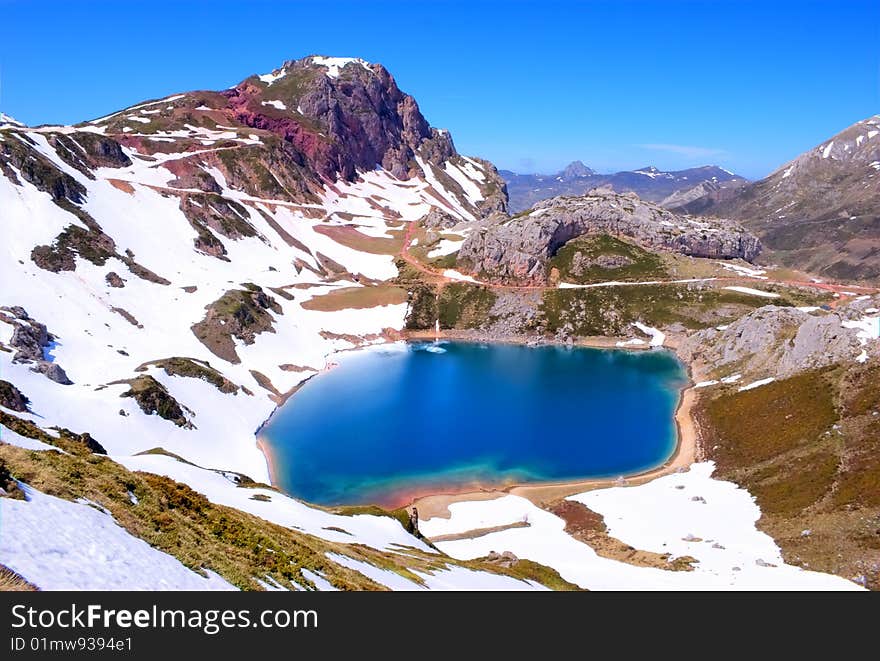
[408,372,700,520]
[255,330,704,517]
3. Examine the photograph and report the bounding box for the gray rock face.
[0,379,29,412]
[421,209,460,230]
[33,362,73,386]
[2,306,73,385]
[10,318,49,363]
[677,298,880,379]
[457,188,761,283]
[661,179,748,215]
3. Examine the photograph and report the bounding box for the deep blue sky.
[1,1,876,178]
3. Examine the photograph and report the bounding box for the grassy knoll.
[695,363,880,589]
[548,234,667,284]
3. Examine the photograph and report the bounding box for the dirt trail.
[400,221,879,298]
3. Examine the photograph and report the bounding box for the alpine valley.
[1,56,878,592]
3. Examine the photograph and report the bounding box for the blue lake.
[261,342,688,507]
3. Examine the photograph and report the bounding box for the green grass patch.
[137,358,238,394]
[438,283,496,330]
[539,284,774,336]
[549,234,667,284]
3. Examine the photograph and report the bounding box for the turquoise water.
[261,342,688,507]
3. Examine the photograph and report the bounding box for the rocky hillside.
[457,188,761,283]
[705,115,880,282]
[0,55,527,591]
[501,162,747,212]
[0,55,872,592]
[679,297,880,589]
[661,178,749,215]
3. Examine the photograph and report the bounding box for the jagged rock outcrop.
[191,286,282,364]
[36,55,506,221]
[678,297,880,379]
[421,209,461,230]
[0,380,29,412]
[2,307,73,385]
[457,188,761,283]
[223,57,447,182]
[119,375,193,429]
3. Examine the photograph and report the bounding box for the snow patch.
[310,56,371,79]
[632,322,665,347]
[0,484,237,590]
[443,269,479,283]
[738,377,775,392]
[724,286,780,299]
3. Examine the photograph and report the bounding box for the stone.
[457,188,760,283]
[0,380,29,412]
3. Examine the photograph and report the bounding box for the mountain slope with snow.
[0,57,868,592]
[708,115,880,281]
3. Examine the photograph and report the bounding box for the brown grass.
[301,285,408,311]
[696,364,880,589]
[107,179,135,194]
[313,225,404,255]
[0,565,38,591]
[699,369,837,469]
[0,414,571,590]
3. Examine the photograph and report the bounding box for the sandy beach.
[409,380,701,520]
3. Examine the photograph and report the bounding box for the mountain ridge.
[501,161,748,212]
[703,115,880,281]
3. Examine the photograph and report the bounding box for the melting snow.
[738,377,775,392]
[261,100,287,111]
[422,463,861,590]
[310,56,371,79]
[632,322,665,347]
[724,286,780,298]
[717,262,767,279]
[427,238,464,258]
[443,269,479,283]
[258,69,287,85]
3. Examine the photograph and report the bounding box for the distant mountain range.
[500,161,748,212]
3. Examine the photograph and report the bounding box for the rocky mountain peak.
[706,115,880,281]
[560,160,595,179]
[770,114,880,183]
[222,55,451,182]
[40,55,506,217]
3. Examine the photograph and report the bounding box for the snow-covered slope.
[0,483,237,591]
[0,57,865,591]
[421,463,862,591]
[0,58,519,591]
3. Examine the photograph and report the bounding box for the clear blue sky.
[1,0,876,178]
